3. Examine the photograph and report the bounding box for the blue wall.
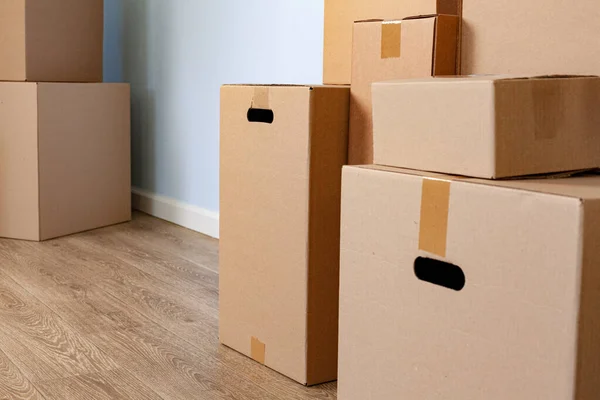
[103,0,325,214]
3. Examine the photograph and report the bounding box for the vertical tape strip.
[419,178,451,258]
[381,22,402,59]
[252,87,270,109]
[250,336,266,365]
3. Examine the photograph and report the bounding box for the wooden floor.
[0,212,337,400]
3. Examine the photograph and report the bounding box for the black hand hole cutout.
[247,108,274,124]
[414,257,465,291]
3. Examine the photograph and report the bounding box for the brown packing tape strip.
[252,87,270,109]
[418,178,451,258]
[381,22,402,59]
[250,336,266,365]
[532,82,562,140]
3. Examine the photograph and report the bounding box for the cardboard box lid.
[374,74,600,86]
[360,165,600,200]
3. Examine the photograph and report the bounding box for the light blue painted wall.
[104,1,325,213]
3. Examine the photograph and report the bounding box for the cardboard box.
[323,0,460,85]
[220,84,349,385]
[372,75,600,178]
[0,83,131,241]
[0,0,104,82]
[339,164,600,400]
[349,15,458,165]
[462,0,600,76]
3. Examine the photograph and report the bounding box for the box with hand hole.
[339,164,600,400]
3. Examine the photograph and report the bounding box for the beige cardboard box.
[340,164,600,400]
[349,15,458,165]
[220,84,349,385]
[372,75,600,178]
[323,0,459,85]
[0,83,131,241]
[461,0,600,76]
[0,0,104,82]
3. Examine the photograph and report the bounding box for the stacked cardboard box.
[220,0,600,396]
[0,0,131,241]
[335,2,600,400]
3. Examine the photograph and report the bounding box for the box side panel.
[462,0,600,76]
[0,0,26,81]
[25,0,103,82]
[219,86,312,384]
[494,78,600,177]
[349,18,438,165]
[432,15,459,76]
[323,0,444,85]
[37,83,131,240]
[0,83,39,240]
[339,166,581,399]
[576,199,600,400]
[372,80,495,177]
[305,87,349,385]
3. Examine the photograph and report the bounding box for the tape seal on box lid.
[252,87,270,109]
[250,336,266,365]
[418,178,451,257]
[381,21,402,59]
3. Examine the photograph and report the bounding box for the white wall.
[104,0,325,236]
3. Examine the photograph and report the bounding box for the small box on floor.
[339,165,600,400]
[0,0,104,82]
[0,83,131,241]
[323,0,460,85]
[220,84,349,385]
[349,14,459,165]
[372,75,600,178]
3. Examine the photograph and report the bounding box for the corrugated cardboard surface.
[0,1,26,81]
[0,82,131,241]
[323,0,459,85]
[0,83,40,241]
[220,85,349,385]
[349,15,457,165]
[37,83,131,241]
[372,75,600,178]
[339,165,600,399]
[0,0,103,82]
[462,0,600,76]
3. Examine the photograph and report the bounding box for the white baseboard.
[131,187,219,239]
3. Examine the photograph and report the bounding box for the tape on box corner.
[418,178,451,257]
[252,87,270,109]
[250,336,266,365]
[381,21,402,59]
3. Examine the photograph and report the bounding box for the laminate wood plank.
[0,269,118,382]
[0,213,337,399]
[35,369,163,400]
[0,347,44,400]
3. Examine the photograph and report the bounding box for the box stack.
[220,0,600,397]
[0,0,131,241]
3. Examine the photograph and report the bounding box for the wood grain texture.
[0,212,337,399]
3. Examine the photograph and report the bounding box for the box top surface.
[222,84,346,90]
[374,74,599,86]
[351,165,600,200]
[355,14,444,24]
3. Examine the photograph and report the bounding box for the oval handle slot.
[247,108,274,124]
[414,257,465,291]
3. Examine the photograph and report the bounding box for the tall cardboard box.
[340,165,600,400]
[0,0,104,82]
[372,75,600,178]
[349,15,458,165]
[461,0,600,76]
[0,83,131,241]
[323,0,460,84]
[220,84,349,385]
